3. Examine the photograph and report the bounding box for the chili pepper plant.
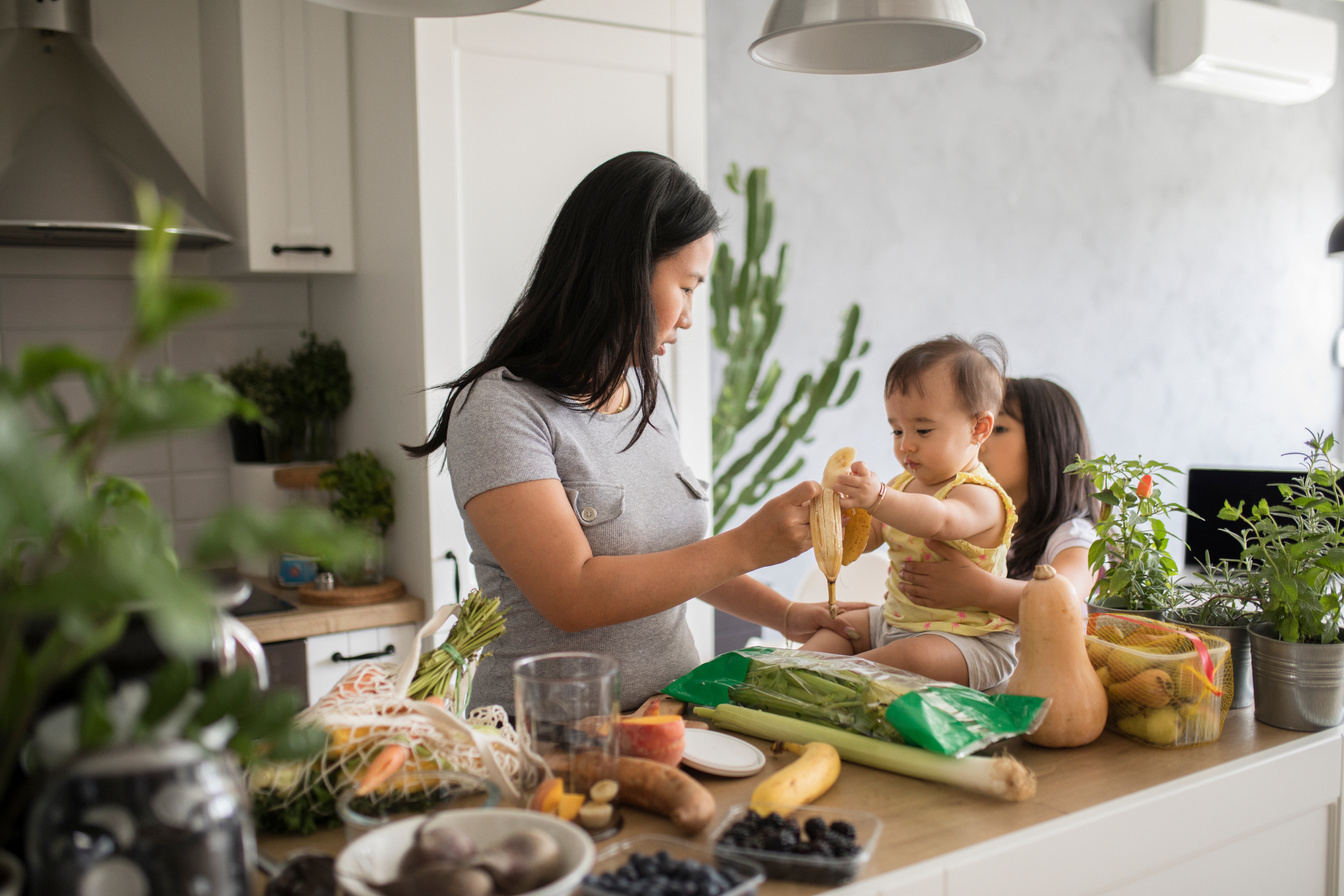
[1064,455,1196,612]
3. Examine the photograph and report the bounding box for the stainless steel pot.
[1249,622,1344,730]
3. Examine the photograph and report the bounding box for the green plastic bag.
[663,647,1047,758]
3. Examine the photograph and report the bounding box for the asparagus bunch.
[408,590,507,710]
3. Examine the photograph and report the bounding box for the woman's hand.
[782,600,872,643]
[832,460,883,511]
[734,480,820,568]
[899,539,991,610]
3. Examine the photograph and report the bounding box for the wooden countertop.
[238,581,425,644]
[256,708,1327,893]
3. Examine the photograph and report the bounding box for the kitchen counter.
[257,709,1344,894]
[237,581,425,645]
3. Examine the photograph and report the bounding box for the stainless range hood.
[0,0,230,249]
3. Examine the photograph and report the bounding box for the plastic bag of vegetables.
[249,592,524,834]
[663,647,1047,758]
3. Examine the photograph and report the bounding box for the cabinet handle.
[272,244,333,256]
[332,645,395,662]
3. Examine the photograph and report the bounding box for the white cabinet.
[200,0,355,274]
[305,622,417,705]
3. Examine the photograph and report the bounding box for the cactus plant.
[710,164,869,533]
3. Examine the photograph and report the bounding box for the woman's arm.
[899,541,1096,621]
[465,477,820,632]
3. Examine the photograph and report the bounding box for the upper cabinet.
[200,0,355,274]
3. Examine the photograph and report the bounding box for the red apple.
[619,714,686,766]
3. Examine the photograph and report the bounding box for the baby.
[802,334,1018,689]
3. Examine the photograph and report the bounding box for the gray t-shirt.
[444,367,707,714]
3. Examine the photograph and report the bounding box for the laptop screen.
[1183,468,1294,569]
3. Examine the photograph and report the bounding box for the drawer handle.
[272,243,333,256]
[332,645,395,662]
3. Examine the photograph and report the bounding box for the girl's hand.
[782,600,872,643]
[736,480,820,568]
[832,460,883,511]
[899,539,985,610]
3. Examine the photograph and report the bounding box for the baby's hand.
[832,460,882,511]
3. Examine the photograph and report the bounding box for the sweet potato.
[572,753,715,834]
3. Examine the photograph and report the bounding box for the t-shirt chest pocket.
[566,483,625,526]
[676,468,709,501]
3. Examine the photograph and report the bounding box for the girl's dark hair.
[884,333,1007,418]
[1005,377,1100,579]
[403,151,721,459]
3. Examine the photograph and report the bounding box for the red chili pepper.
[1136,474,1153,498]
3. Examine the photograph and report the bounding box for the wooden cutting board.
[297,577,404,607]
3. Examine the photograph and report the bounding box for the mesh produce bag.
[1085,613,1233,748]
[248,603,526,833]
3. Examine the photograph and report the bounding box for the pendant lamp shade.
[302,0,540,16]
[750,0,985,74]
[1330,215,1344,257]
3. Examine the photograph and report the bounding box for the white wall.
[707,0,1344,601]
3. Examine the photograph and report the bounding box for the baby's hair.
[884,333,1007,416]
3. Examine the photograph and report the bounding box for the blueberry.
[829,820,858,841]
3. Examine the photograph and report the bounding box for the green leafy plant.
[319,450,395,536]
[710,164,869,532]
[1217,432,1344,644]
[1169,555,1262,628]
[288,330,352,421]
[0,188,371,847]
[220,350,286,419]
[1065,455,1194,612]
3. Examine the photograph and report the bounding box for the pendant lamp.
[1330,215,1344,256]
[750,0,985,74]
[302,0,540,16]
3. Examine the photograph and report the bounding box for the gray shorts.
[867,606,1019,690]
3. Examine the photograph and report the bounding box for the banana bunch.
[810,447,872,617]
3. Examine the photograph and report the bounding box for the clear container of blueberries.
[708,803,883,886]
[582,834,765,896]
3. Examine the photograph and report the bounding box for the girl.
[403,152,863,714]
[802,334,1017,688]
[896,377,1098,622]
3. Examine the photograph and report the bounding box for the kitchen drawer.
[305,622,418,705]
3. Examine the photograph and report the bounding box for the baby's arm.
[834,462,1005,546]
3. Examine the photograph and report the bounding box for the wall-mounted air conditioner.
[1154,0,1338,105]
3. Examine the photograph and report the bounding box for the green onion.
[694,703,1036,802]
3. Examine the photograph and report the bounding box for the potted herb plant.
[319,450,395,585]
[1065,455,1194,617]
[220,350,286,462]
[1216,432,1344,731]
[285,331,352,462]
[0,188,370,887]
[1167,555,1261,709]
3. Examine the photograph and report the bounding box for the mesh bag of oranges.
[1085,613,1234,748]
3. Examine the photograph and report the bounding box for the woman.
[405,151,862,713]
[896,377,1098,625]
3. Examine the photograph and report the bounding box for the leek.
[695,703,1036,802]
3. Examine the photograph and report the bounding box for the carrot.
[356,743,408,796]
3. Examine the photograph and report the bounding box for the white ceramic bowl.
[335,806,595,896]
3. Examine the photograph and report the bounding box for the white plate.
[680,728,766,777]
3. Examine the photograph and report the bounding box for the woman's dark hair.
[1005,377,1100,580]
[403,151,721,459]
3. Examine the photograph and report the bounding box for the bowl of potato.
[335,807,595,896]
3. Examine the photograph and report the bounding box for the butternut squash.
[1004,565,1108,748]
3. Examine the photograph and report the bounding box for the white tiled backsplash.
[0,273,313,558]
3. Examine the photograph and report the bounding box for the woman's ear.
[972,411,994,445]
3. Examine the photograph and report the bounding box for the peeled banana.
[811,447,873,617]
